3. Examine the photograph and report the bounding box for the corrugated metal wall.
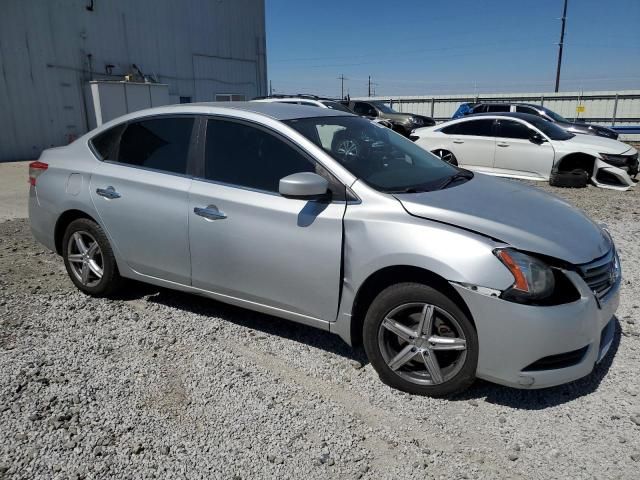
[0,0,267,161]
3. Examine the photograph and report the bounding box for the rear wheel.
[363,283,477,396]
[62,218,122,297]
[549,169,589,188]
[433,149,458,166]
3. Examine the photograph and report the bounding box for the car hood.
[563,134,632,154]
[394,174,610,265]
[560,121,616,136]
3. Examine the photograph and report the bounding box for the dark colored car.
[342,100,435,136]
[453,102,618,140]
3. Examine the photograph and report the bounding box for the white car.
[413,112,638,190]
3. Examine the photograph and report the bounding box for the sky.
[265,0,640,98]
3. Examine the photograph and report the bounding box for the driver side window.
[203,119,346,199]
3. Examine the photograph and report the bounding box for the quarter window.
[204,120,315,193]
[497,120,533,139]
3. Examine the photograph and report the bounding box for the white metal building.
[0,0,267,161]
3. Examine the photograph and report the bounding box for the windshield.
[285,116,462,192]
[372,102,397,114]
[541,107,569,123]
[527,116,575,140]
[320,101,353,113]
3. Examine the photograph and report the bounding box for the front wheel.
[363,283,477,396]
[433,149,458,166]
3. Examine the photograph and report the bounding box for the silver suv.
[29,102,620,396]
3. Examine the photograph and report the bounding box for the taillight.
[28,161,48,186]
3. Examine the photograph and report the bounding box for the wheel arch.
[554,152,596,176]
[349,265,474,347]
[54,209,99,255]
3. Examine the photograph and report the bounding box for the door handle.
[194,205,227,221]
[96,186,121,199]
[497,143,510,147]
[452,140,464,144]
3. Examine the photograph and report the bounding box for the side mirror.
[279,172,329,199]
[529,132,546,144]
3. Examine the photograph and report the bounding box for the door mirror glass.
[279,172,329,199]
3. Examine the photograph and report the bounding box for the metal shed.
[0,0,267,161]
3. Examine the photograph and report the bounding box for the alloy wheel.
[336,139,360,160]
[377,302,467,385]
[67,231,104,287]
[435,149,455,164]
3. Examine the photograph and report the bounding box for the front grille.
[577,248,618,300]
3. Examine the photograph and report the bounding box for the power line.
[338,74,348,99]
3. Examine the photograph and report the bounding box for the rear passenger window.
[111,117,194,174]
[204,119,315,192]
[486,104,510,112]
[453,119,495,136]
[515,106,538,115]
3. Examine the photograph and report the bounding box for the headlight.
[494,248,555,302]
[599,153,628,167]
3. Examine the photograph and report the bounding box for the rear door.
[89,116,196,284]
[493,119,555,179]
[442,119,496,169]
[188,117,346,322]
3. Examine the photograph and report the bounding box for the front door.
[188,118,345,322]
[493,119,555,179]
[89,116,195,284]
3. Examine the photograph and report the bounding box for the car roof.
[131,101,355,121]
[465,111,545,122]
[476,102,544,109]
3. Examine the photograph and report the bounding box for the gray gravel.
[1,181,640,479]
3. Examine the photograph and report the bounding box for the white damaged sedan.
[413,112,638,190]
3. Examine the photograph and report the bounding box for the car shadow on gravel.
[450,317,623,409]
[119,282,368,364]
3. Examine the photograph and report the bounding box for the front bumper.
[451,270,620,389]
[591,158,636,191]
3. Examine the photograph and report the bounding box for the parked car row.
[413,112,638,190]
[452,102,619,139]
[252,95,436,136]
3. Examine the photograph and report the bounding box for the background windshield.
[372,102,397,114]
[527,116,575,140]
[285,116,458,192]
[542,107,569,123]
[320,101,352,113]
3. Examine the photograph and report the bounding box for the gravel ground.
[1,181,640,479]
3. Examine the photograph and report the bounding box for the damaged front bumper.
[591,158,637,191]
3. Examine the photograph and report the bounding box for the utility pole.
[368,76,371,97]
[269,80,273,96]
[554,0,568,92]
[338,74,348,99]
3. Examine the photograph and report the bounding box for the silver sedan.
[29,102,620,396]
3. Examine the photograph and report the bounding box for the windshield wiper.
[436,170,474,190]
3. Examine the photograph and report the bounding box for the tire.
[549,169,589,188]
[363,283,478,397]
[433,149,458,166]
[62,218,123,297]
